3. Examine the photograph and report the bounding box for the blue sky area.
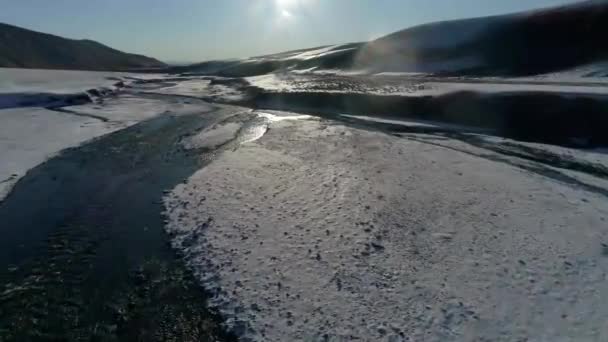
[1,0,582,63]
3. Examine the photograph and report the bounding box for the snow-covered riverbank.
[164,116,608,341]
[3,68,608,341]
[0,69,213,202]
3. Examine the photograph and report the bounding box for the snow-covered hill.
[177,0,608,77]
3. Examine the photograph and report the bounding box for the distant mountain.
[0,23,166,71]
[177,0,608,77]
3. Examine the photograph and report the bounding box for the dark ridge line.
[0,176,17,185]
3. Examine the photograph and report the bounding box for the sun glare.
[275,0,307,19]
[269,0,315,24]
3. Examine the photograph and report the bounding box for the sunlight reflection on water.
[238,112,312,144]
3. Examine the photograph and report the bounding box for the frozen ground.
[135,77,248,102]
[164,114,608,341]
[246,72,608,97]
[340,114,491,133]
[0,68,144,110]
[0,68,132,94]
[0,71,213,201]
[0,107,112,201]
[3,67,608,340]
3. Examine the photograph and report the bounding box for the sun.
[276,0,297,20]
[273,0,315,22]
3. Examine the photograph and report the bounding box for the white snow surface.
[0,69,183,201]
[0,68,174,110]
[286,46,357,61]
[136,78,249,102]
[245,72,608,97]
[0,107,114,201]
[246,73,431,95]
[138,79,212,98]
[183,122,242,150]
[0,68,132,94]
[0,93,213,201]
[478,134,608,169]
[257,111,311,122]
[72,94,212,122]
[249,45,355,63]
[165,118,608,341]
[340,114,490,133]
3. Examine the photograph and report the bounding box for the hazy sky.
[1,0,582,63]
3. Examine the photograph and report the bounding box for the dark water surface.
[0,109,237,341]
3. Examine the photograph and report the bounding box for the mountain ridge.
[0,22,166,71]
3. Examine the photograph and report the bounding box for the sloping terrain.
[2,1,608,338]
[171,43,364,77]
[164,111,608,341]
[176,0,608,77]
[2,66,608,341]
[356,0,608,75]
[0,23,166,71]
